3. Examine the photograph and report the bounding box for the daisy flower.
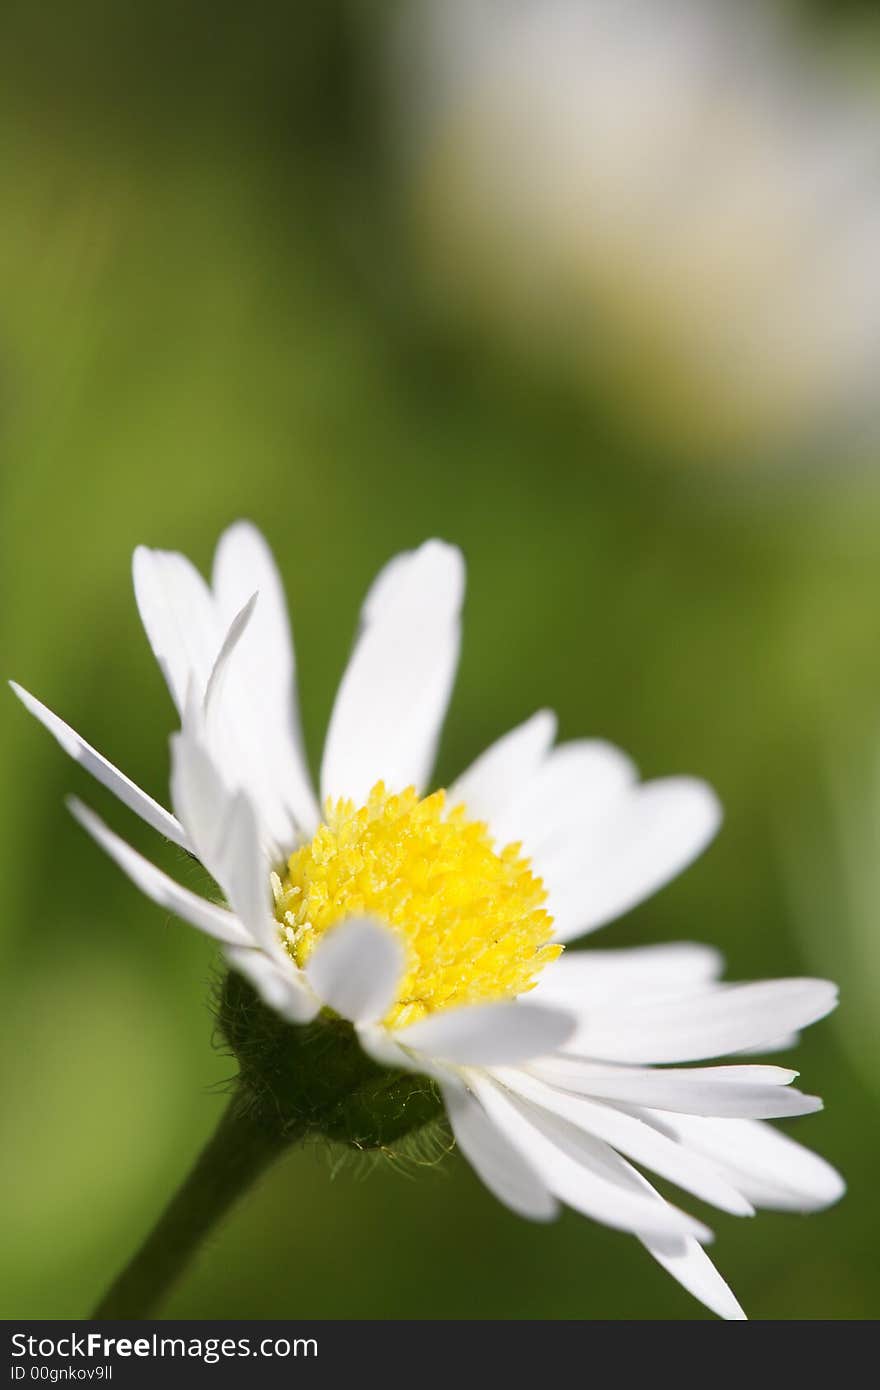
[11,523,842,1320]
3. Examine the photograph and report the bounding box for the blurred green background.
[1,0,879,1320]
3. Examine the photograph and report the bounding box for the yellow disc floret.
[274,781,560,1028]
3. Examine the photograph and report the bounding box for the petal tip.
[305,915,405,1025]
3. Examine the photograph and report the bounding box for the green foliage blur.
[1,1,878,1320]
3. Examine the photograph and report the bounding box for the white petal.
[736,1033,800,1056]
[528,1110,746,1319]
[661,1115,846,1212]
[225,946,319,1024]
[442,1081,558,1221]
[170,726,277,953]
[397,1001,575,1065]
[202,590,259,715]
[196,603,306,858]
[135,529,318,851]
[354,1027,465,1093]
[528,1110,747,1320]
[545,777,722,941]
[530,942,724,1013]
[169,711,234,867]
[10,682,188,849]
[449,711,557,823]
[528,1058,822,1119]
[184,614,293,862]
[568,978,838,1064]
[132,545,221,712]
[356,1025,420,1072]
[304,917,405,1024]
[640,1234,746,1321]
[578,1129,748,1319]
[67,797,250,946]
[320,540,465,805]
[212,793,277,952]
[470,1075,711,1242]
[492,739,637,857]
[211,522,319,837]
[496,1069,754,1216]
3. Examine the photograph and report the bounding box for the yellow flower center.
[273,781,560,1028]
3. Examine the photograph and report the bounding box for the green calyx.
[93,974,447,1319]
[217,968,446,1151]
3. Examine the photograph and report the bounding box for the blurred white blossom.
[393,0,880,464]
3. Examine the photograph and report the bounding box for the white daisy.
[11,522,843,1320]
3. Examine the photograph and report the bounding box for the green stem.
[92,1094,299,1319]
